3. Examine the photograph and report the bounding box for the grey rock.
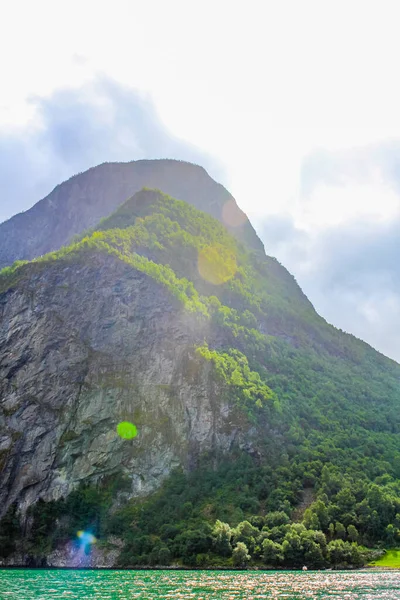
[0,253,252,516]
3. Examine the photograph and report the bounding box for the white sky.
[2,0,400,360]
[2,1,400,219]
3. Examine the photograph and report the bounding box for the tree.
[232,520,259,554]
[212,520,232,557]
[336,488,356,513]
[262,538,283,565]
[174,527,213,563]
[264,511,290,528]
[312,500,329,530]
[303,508,320,530]
[385,524,397,546]
[0,503,21,558]
[328,539,350,567]
[232,542,251,567]
[157,545,172,565]
[282,532,304,567]
[302,529,328,568]
[347,524,358,542]
[303,539,325,568]
[328,523,335,539]
[335,522,346,540]
[327,539,366,567]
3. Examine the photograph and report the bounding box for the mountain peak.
[0,159,263,270]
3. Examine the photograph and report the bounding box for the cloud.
[301,141,400,197]
[0,77,225,223]
[260,143,400,363]
[303,218,400,360]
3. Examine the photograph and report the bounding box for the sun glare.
[197,244,237,285]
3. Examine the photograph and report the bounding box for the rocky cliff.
[0,251,260,515]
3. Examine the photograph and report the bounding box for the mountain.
[0,164,399,569]
[0,159,263,270]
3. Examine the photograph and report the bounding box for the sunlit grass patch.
[369,549,400,568]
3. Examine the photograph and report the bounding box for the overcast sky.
[1,0,400,362]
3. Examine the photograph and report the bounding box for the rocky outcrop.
[0,159,263,270]
[0,537,123,568]
[0,253,253,516]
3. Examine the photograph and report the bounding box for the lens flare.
[198,244,237,285]
[117,421,138,439]
[221,199,247,228]
[77,530,97,554]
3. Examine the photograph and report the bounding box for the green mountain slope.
[0,189,399,569]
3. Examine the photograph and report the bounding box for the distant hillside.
[0,159,263,270]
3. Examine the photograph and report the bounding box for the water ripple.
[0,569,399,599]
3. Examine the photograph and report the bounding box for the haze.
[1,0,400,361]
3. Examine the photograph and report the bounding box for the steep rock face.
[0,253,251,515]
[0,159,263,269]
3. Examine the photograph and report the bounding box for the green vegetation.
[3,459,384,568]
[1,188,400,568]
[195,344,277,414]
[0,504,21,558]
[370,549,400,568]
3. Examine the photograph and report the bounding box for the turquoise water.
[0,569,399,598]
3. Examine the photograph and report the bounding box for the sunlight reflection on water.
[0,569,399,599]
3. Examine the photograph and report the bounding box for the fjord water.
[0,569,399,599]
